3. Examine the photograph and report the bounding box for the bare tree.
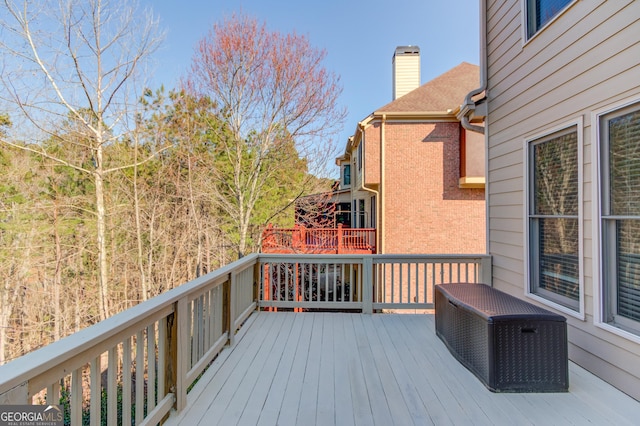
[0,0,163,320]
[186,13,346,257]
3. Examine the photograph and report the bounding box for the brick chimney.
[392,46,420,100]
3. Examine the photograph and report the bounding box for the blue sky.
[141,0,480,174]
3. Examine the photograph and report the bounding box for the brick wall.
[369,120,485,254]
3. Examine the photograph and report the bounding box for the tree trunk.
[133,147,149,301]
[95,150,110,320]
[53,204,62,341]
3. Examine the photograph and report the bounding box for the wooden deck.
[166,312,640,426]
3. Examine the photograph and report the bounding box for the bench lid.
[437,283,566,322]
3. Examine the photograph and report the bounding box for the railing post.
[337,224,344,254]
[362,256,373,314]
[480,256,492,286]
[229,272,237,346]
[166,297,188,412]
[254,260,260,304]
[293,226,304,251]
[223,277,231,342]
[294,262,301,313]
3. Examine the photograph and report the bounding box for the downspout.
[379,115,386,254]
[461,0,488,135]
[460,0,490,256]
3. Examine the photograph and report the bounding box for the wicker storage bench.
[435,283,568,393]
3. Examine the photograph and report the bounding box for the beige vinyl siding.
[392,55,420,100]
[486,0,640,400]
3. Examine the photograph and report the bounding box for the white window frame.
[521,0,578,43]
[592,96,640,343]
[524,117,584,319]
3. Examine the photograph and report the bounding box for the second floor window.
[343,164,351,186]
[526,0,573,39]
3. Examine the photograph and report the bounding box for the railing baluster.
[341,262,346,301]
[414,262,419,303]
[390,263,395,303]
[156,317,168,401]
[324,264,329,302]
[46,381,60,406]
[277,263,282,302]
[187,299,194,369]
[407,262,411,304]
[204,290,211,352]
[216,285,224,338]
[285,263,290,302]
[350,264,355,302]
[135,331,144,424]
[197,295,204,359]
[307,263,311,301]
[106,346,117,426]
[89,356,101,426]
[147,324,156,413]
[400,263,404,304]
[122,337,132,426]
[71,368,82,426]
[422,262,427,304]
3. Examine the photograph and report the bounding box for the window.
[528,126,580,311]
[600,102,640,335]
[357,141,363,171]
[343,164,351,186]
[352,200,356,227]
[336,202,351,227]
[370,196,376,229]
[526,0,573,39]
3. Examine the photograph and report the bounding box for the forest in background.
[0,0,345,364]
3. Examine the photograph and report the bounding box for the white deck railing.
[260,254,491,313]
[0,253,490,425]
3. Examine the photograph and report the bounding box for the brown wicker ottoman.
[435,283,568,392]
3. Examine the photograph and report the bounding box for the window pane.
[533,131,578,216]
[539,217,579,302]
[343,164,351,186]
[536,0,571,28]
[528,0,572,38]
[609,109,640,216]
[358,199,365,228]
[616,220,640,322]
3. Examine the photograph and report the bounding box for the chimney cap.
[394,45,420,56]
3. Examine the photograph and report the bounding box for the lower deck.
[166,312,640,425]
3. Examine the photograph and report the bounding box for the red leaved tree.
[185,13,346,257]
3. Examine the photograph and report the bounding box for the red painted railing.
[261,225,376,254]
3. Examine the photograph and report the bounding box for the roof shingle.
[376,62,479,113]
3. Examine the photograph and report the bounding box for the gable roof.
[375,62,479,114]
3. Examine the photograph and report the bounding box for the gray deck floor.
[166,312,640,426]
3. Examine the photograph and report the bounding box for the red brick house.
[336,47,486,255]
